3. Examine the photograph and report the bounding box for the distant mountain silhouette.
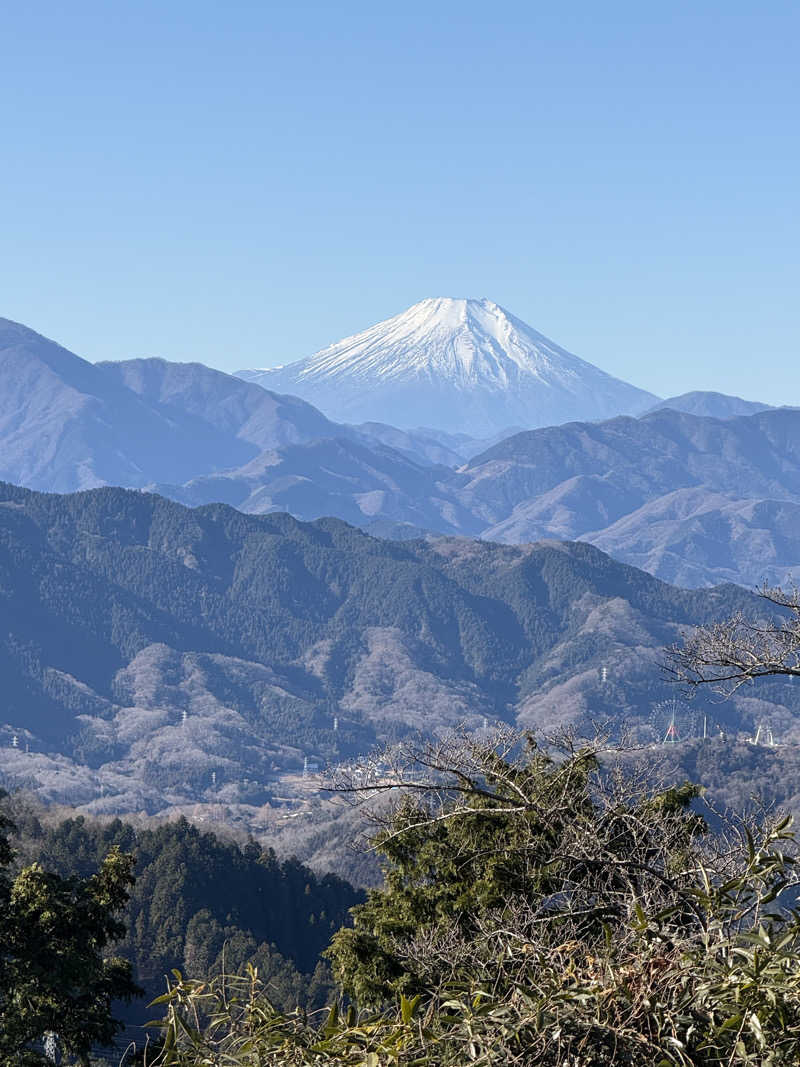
[0,317,255,490]
[644,391,773,419]
[98,356,340,452]
[3,315,800,588]
[0,318,354,490]
[163,406,800,588]
[153,436,476,535]
[0,317,470,492]
[463,408,800,586]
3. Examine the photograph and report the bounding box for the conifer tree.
[0,793,140,1066]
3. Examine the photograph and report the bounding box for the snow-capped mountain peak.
[238,298,658,435]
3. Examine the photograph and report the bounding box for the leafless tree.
[666,584,800,694]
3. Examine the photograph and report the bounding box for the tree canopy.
[667,584,800,692]
[147,732,800,1065]
[0,792,139,1066]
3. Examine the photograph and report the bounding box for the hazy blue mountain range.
[0,316,486,492]
[161,405,800,589]
[0,482,797,821]
[0,317,351,491]
[3,314,800,590]
[644,391,774,419]
[237,297,659,435]
[461,408,800,586]
[153,436,477,535]
[98,355,342,452]
[99,356,478,466]
[0,317,256,491]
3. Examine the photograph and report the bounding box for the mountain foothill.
[0,303,797,833]
[0,480,798,825]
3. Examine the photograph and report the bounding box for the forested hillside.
[0,482,798,821]
[5,798,361,1041]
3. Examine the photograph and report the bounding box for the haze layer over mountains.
[0,304,789,588]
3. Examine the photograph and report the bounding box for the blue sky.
[1,1,797,403]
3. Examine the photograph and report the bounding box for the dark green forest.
[2,481,796,820]
[2,796,362,1053]
[45,734,800,1067]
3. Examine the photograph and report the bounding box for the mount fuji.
[238,298,659,435]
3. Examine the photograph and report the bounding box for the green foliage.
[146,739,800,1064]
[0,793,139,1065]
[325,740,701,1006]
[8,806,363,1042]
[143,966,431,1066]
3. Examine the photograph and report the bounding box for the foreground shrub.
[146,733,800,1065]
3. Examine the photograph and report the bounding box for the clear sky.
[1,1,797,403]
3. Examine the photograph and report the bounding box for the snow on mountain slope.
[238,298,658,435]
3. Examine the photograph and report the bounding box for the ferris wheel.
[650,699,696,745]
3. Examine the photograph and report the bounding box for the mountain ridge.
[644,390,774,419]
[3,312,800,589]
[163,406,800,589]
[1,481,795,824]
[0,316,475,493]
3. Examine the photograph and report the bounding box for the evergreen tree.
[149,734,800,1065]
[325,734,705,1005]
[0,793,140,1066]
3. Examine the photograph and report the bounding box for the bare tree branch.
[665,583,800,695]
